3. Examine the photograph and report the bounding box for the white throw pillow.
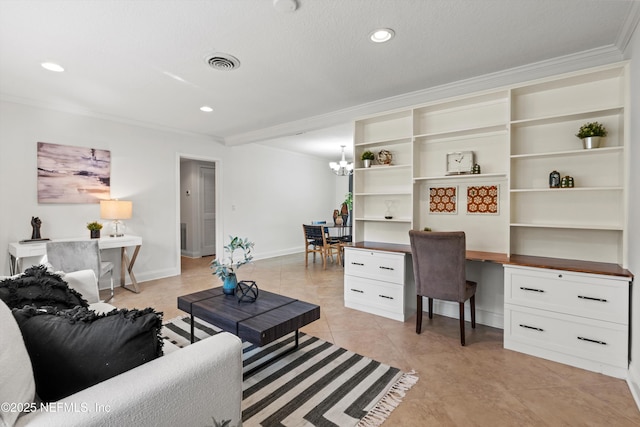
[0,299,35,427]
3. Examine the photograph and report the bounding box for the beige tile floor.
[109,254,640,426]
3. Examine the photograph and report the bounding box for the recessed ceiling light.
[369,28,395,43]
[200,106,213,112]
[41,62,65,72]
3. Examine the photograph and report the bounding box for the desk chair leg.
[416,295,423,334]
[471,295,476,328]
[459,302,466,346]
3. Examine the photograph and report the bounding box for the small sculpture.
[31,217,42,240]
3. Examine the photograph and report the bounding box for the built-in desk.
[8,235,142,293]
[346,241,634,378]
[347,241,633,278]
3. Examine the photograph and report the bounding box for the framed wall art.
[37,142,111,204]
[429,186,457,214]
[467,185,499,214]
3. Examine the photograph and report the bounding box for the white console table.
[8,235,142,293]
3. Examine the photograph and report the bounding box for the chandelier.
[329,145,353,176]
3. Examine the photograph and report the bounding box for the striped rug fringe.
[357,370,419,427]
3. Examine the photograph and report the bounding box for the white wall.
[222,143,336,259]
[624,21,640,405]
[0,101,337,279]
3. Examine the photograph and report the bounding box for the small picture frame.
[429,186,458,214]
[467,185,499,214]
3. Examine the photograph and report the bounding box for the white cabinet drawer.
[505,305,628,369]
[504,266,629,324]
[344,248,405,284]
[344,275,404,314]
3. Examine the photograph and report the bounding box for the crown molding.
[225,45,624,146]
[617,1,640,53]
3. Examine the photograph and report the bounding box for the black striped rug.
[162,316,418,427]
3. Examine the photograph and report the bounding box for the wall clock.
[446,151,474,175]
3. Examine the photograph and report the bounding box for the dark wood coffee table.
[178,287,320,371]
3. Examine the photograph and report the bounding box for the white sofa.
[1,270,243,427]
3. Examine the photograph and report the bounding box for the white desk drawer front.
[505,305,628,368]
[344,275,404,313]
[505,267,629,324]
[344,249,405,284]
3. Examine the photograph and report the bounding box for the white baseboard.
[627,362,640,412]
[180,250,201,258]
[98,267,180,290]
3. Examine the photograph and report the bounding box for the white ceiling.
[1,0,638,160]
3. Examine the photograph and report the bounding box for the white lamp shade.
[100,200,132,220]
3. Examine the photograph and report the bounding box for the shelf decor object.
[429,186,457,214]
[361,150,375,168]
[549,171,561,188]
[384,200,395,219]
[576,121,607,149]
[467,185,499,214]
[446,151,474,175]
[377,149,393,165]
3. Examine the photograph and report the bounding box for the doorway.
[179,157,219,259]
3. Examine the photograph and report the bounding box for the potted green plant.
[576,121,607,149]
[361,150,375,168]
[211,236,254,295]
[341,192,353,225]
[86,221,103,239]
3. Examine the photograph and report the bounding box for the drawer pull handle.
[350,289,364,293]
[379,266,394,271]
[578,295,608,303]
[578,337,607,346]
[519,324,544,332]
[520,287,545,293]
[379,295,394,300]
[351,262,365,266]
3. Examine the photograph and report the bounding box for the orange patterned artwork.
[429,186,457,214]
[467,185,499,214]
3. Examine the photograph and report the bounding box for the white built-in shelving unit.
[352,62,629,267]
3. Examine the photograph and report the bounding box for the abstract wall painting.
[429,186,457,214]
[467,185,499,214]
[37,142,111,204]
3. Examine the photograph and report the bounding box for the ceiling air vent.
[206,53,241,71]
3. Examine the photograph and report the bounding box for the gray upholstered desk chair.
[409,230,477,346]
[46,240,115,302]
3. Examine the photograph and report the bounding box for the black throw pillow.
[0,265,88,310]
[12,305,164,402]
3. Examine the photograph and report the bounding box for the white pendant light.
[329,145,353,176]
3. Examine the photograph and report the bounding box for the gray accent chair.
[46,240,115,302]
[409,230,477,346]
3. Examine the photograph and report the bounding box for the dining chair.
[323,227,343,267]
[303,224,339,269]
[46,240,115,302]
[408,230,477,346]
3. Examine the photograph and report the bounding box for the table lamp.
[100,199,132,237]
